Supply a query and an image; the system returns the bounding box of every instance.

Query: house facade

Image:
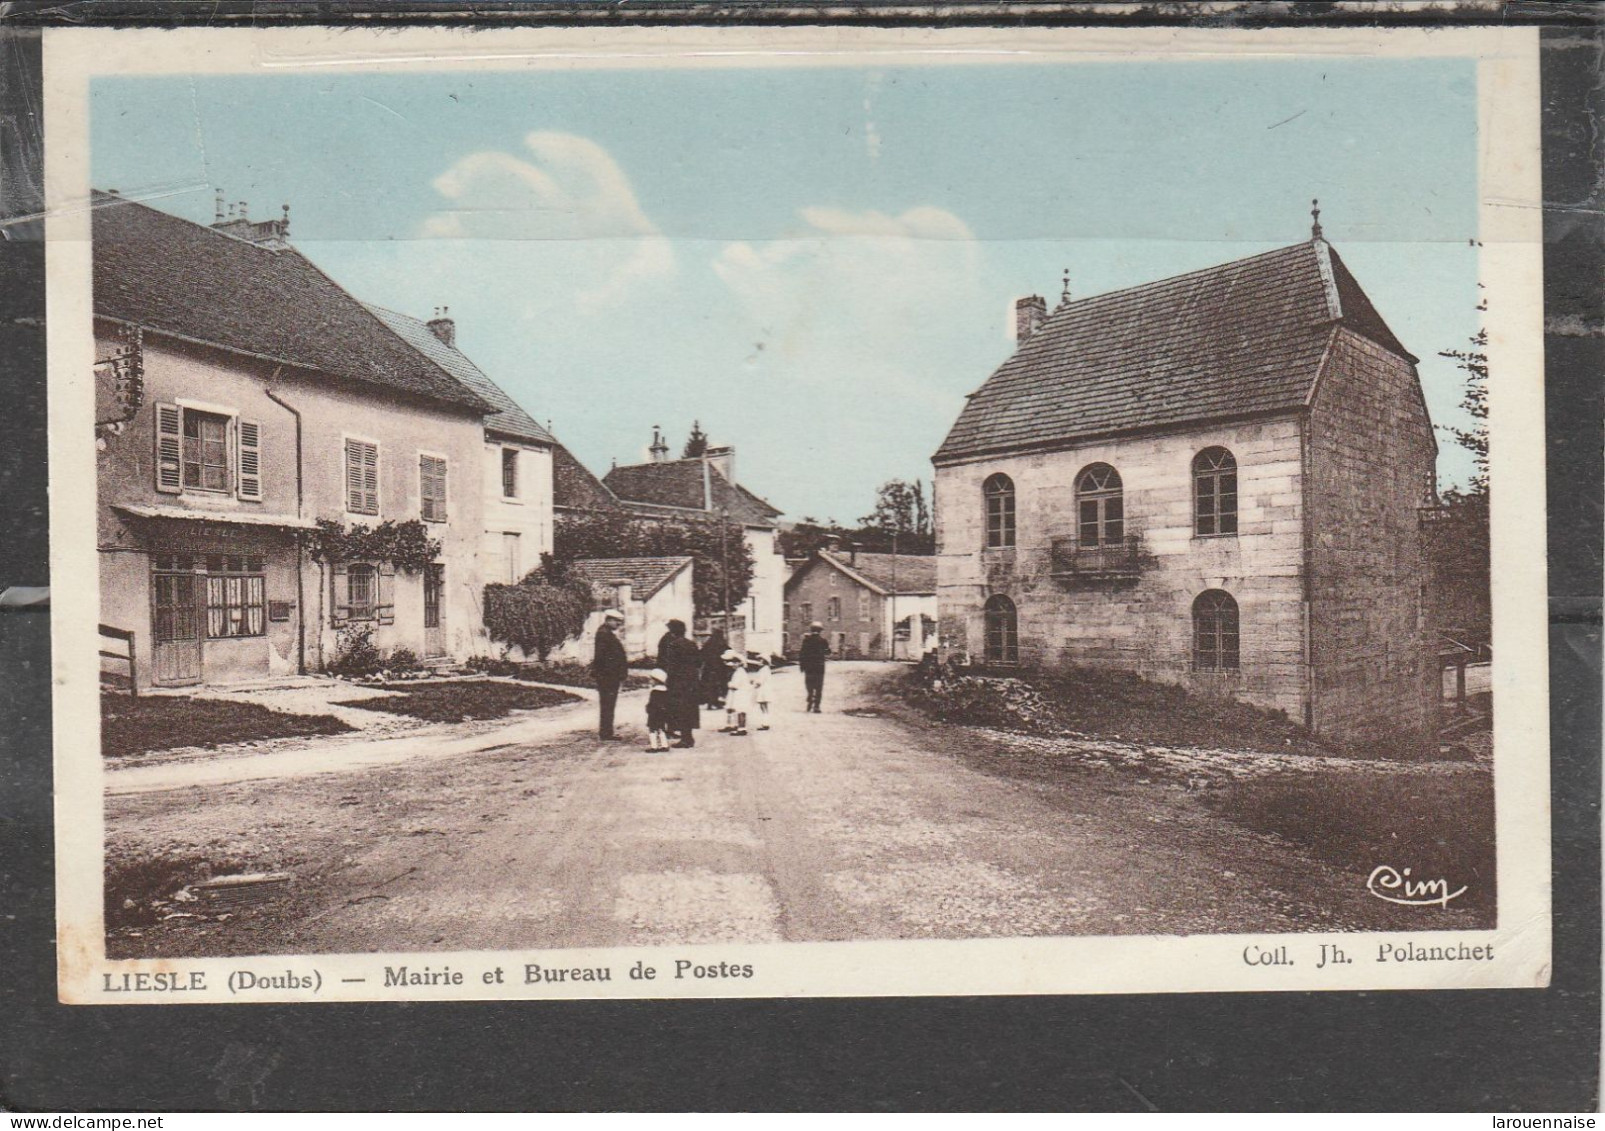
[932,231,1438,750]
[783,551,937,660]
[602,436,788,658]
[95,194,491,689]
[368,306,557,590]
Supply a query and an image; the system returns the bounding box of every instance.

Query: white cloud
[712,205,984,410]
[421,131,672,311]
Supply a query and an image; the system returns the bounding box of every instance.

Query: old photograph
[48,25,1549,1002]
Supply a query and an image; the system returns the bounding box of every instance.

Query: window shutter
[236,419,263,501]
[154,403,182,494]
[420,455,447,522]
[376,563,396,626]
[330,562,349,626]
[363,443,379,515]
[345,441,363,513]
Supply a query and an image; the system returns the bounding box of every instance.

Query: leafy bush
[328,625,385,678]
[309,518,441,573]
[386,646,422,674]
[463,653,524,678]
[482,580,592,661]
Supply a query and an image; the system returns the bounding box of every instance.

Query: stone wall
[1306,329,1438,750]
[934,417,1309,719]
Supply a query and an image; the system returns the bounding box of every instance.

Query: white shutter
[236,419,263,501]
[154,403,182,494]
[376,563,396,626]
[362,443,379,515]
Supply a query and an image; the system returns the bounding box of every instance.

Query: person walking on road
[656,618,703,748]
[591,609,629,741]
[799,621,831,713]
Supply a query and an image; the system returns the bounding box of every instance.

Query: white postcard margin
[43,24,1551,1003]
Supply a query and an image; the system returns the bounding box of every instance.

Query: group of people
[590,612,833,749]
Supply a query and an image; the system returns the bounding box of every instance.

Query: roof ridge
[1043,241,1314,319]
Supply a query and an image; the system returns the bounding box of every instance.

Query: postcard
[47,23,1549,1003]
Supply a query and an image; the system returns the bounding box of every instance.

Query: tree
[552,510,755,619]
[858,478,936,554]
[1440,324,1488,499]
[1425,303,1492,648]
[682,421,709,459]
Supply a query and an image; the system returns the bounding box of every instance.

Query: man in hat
[591,608,628,740]
[799,621,831,713]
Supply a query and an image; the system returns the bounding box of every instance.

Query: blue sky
[93,59,1481,519]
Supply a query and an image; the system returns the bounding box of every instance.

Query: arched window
[984,473,1016,549]
[1193,590,1240,671]
[984,594,1019,665]
[1193,447,1238,536]
[1076,463,1124,547]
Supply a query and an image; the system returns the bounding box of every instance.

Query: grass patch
[103,694,355,757]
[900,666,1327,755]
[1204,772,1496,921]
[335,680,580,722]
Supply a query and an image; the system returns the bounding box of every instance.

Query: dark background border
[0,6,1598,1112]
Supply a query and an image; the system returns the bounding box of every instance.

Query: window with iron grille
[984,473,1015,548]
[984,594,1018,664]
[420,454,448,522]
[1193,447,1238,536]
[1076,463,1124,547]
[1193,589,1240,671]
[347,563,378,621]
[204,554,266,638]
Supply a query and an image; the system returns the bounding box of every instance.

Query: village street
[105,663,1473,959]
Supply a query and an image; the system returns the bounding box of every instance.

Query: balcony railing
[1049,535,1146,580]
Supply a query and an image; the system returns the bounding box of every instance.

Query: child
[747,653,772,731]
[645,669,671,752]
[721,650,752,736]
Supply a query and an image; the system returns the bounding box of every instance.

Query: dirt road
[107,663,1468,958]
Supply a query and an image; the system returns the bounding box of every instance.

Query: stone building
[94,193,492,688]
[549,555,696,663]
[783,550,937,660]
[932,222,1437,750]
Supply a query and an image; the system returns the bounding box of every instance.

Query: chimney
[426,305,456,348]
[649,425,670,463]
[1015,295,1047,345]
[850,542,858,566]
[210,194,293,248]
[703,444,735,486]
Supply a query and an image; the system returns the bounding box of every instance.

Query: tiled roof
[566,555,693,600]
[367,305,554,445]
[553,443,621,512]
[794,551,936,595]
[92,192,489,414]
[934,240,1413,464]
[603,458,782,527]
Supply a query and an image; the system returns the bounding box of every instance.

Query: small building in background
[549,556,695,663]
[783,550,937,661]
[603,432,788,658]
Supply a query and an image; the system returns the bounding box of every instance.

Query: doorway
[151,560,202,686]
[423,563,446,660]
